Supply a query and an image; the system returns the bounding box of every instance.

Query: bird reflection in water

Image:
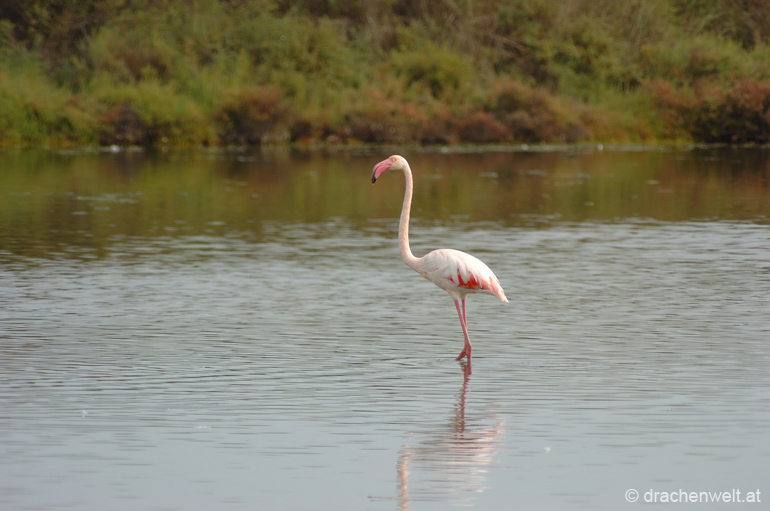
[396,363,505,509]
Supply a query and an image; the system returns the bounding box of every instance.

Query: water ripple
[1,221,769,510]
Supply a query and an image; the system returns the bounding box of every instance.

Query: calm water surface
[1,147,769,510]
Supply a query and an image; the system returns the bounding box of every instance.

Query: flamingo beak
[371,160,392,184]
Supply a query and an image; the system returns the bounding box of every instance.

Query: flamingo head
[371,155,407,184]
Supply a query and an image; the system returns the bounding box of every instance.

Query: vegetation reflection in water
[0,146,768,262]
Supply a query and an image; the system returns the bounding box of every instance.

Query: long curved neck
[398,162,421,270]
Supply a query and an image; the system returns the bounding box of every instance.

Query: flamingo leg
[454,299,472,363]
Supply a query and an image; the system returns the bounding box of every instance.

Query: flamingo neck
[399,163,421,270]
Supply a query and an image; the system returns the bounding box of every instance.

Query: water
[1,147,769,510]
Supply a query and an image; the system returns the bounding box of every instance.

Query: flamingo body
[371,155,507,368]
[419,249,507,303]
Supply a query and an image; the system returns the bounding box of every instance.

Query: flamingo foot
[455,344,472,361]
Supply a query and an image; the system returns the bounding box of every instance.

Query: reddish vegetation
[652,79,770,143]
[98,101,149,146]
[215,87,290,145]
[314,81,595,145]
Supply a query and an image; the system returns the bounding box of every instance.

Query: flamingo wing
[420,249,508,303]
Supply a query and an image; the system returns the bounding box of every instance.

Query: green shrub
[671,0,770,49]
[88,25,180,83]
[94,78,210,145]
[389,42,476,102]
[638,35,768,88]
[0,55,96,145]
[237,12,363,93]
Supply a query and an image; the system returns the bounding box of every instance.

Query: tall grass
[1,0,769,146]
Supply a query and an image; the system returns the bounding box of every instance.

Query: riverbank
[1,0,769,147]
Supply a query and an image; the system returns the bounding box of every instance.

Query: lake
[1,146,768,510]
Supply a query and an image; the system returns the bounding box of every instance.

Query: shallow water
[1,147,769,510]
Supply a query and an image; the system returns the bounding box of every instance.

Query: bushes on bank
[2,0,770,146]
[653,80,770,143]
[215,87,290,144]
[0,54,97,145]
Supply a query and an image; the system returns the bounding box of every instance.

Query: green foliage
[0,54,97,144]
[639,35,770,87]
[671,0,770,49]
[92,77,211,145]
[1,0,770,146]
[389,41,475,101]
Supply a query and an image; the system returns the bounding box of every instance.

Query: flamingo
[371,155,508,367]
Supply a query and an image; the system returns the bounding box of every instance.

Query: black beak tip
[371,175,377,184]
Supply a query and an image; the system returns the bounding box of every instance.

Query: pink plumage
[421,248,508,303]
[371,155,508,369]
